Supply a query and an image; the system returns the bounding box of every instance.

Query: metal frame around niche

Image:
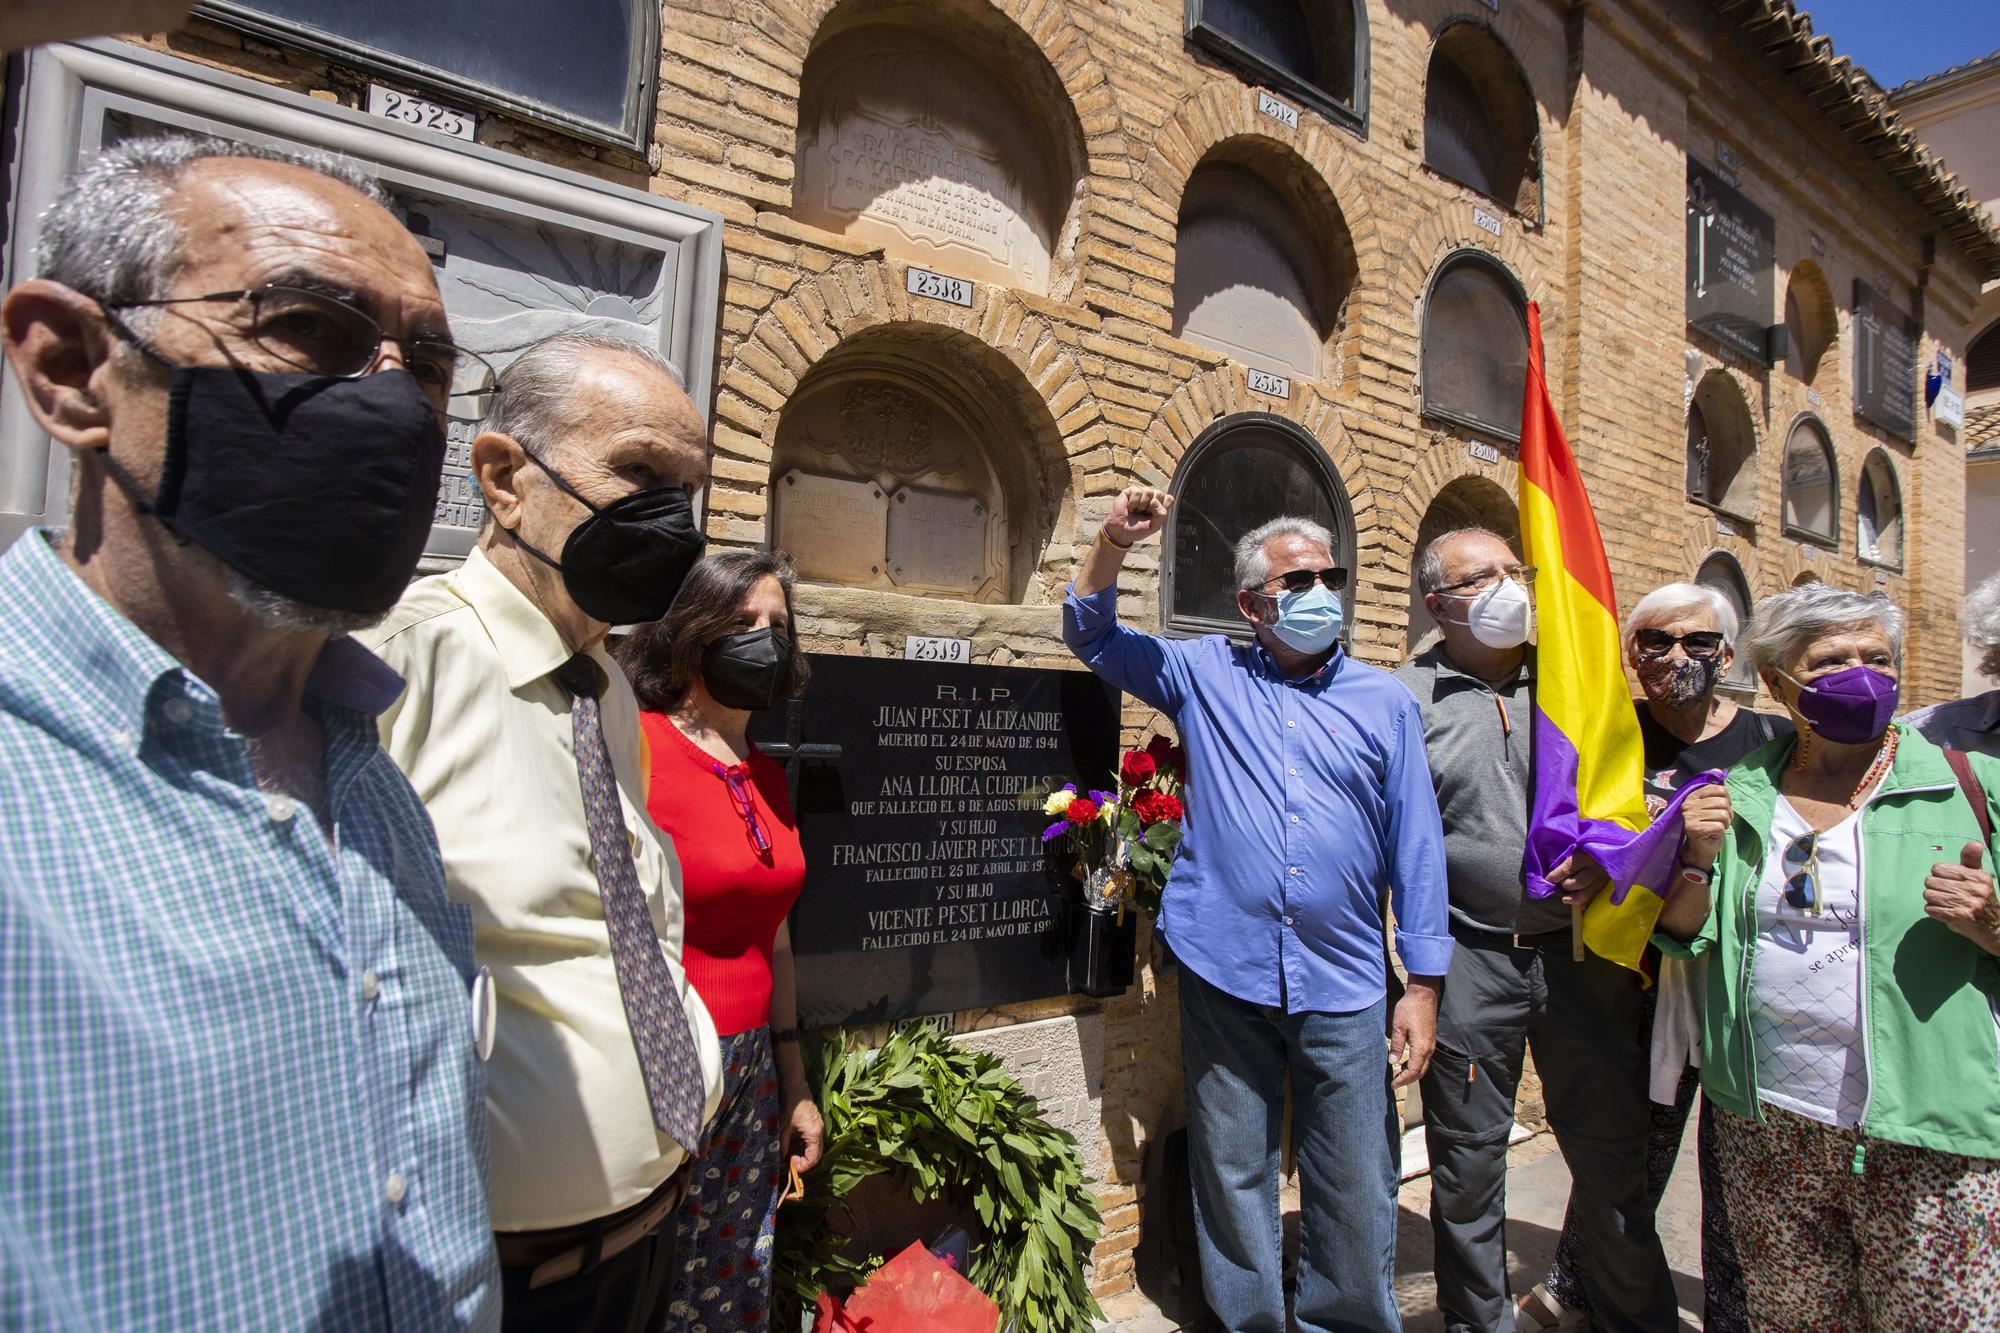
[1184,0,1370,137]
[1419,246,1531,445]
[1160,411,1357,643]
[0,40,723,558]
[192,0,660,154]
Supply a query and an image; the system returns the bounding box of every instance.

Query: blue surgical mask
[1268,583,1343,654]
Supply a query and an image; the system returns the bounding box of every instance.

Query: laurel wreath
[772,1023,1104,1332]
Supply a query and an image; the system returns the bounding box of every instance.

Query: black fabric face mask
[99,365,444,616]
[702,627,791,711]
[512,449,707,625]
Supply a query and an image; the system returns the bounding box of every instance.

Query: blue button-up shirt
[1064,582,1452,1012]
[0,531,498,1330]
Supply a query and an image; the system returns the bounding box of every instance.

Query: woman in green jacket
[1656,583,2000,1330]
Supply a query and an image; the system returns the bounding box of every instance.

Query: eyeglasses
[1781,830,1821,915]
[1258,566,1349,596]
[103,283,496,414]
[712,762,772,856]
[1433,565,1537,599]
[1634,628,1727,660]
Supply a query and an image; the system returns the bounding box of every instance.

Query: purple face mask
[1779,664,1900,744]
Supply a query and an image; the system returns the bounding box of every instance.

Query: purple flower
[1041,821,1069,842]
[1088,789,1116,806]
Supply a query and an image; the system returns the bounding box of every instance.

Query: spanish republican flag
[1518,303,1707,976]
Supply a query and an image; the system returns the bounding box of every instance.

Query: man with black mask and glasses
[361,329,723,1333]
[0,136,498,1327]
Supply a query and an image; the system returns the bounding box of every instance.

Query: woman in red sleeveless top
[612,551,818,1329]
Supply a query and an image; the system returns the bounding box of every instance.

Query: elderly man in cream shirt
[362,330,723,1333]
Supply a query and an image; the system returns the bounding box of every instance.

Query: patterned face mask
[1637,653,1721,709]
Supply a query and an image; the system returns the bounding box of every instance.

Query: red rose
[1133,789,1185,824]
[1145,733,1175,765]
[1065,797,1100,825]
[1121,751,1157,785]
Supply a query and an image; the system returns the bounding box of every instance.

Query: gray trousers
[1419,928,1677,1333]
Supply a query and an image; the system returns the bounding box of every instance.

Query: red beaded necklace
[1790,722,1898,809]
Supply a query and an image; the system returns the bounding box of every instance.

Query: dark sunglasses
[1781,831,1820,914]
[1259,566,1349,596]
[1635,628,1726,659]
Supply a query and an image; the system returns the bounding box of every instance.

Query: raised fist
[1105,486,1173,548]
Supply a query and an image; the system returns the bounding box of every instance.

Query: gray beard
[227,571,383,637]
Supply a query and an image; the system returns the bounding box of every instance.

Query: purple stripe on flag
[1525,710,1724,903]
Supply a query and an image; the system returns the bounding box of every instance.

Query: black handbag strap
[1943,747,1993,853]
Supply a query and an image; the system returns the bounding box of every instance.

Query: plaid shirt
[0,531,499,1330]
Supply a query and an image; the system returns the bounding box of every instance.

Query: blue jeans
[1179,963,1400,1333]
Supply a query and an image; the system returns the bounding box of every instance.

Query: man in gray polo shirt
[1394,528,1674,1333]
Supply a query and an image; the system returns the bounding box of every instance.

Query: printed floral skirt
[1712,1099,2000,1330]
[666,1026,784,1332]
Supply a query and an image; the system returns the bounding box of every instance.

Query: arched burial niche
[1970,319,2000,399]
[767,328,1062,604]
[1185,0,1367,132]
[1685,371,1757,518]
[1855,449,1903,568]
[1783,261,1836,385]
[1422,250,1529,441]
[1171,145,1358,383]
[1406,475,1519,658]
[1162,414,1354,639]
[1781,414,1838,547]
[1423,21,1541,220]
[791,1,1086,295]
[1695,552,1757,696]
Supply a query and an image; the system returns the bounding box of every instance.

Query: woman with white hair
[1521,582,1786,1332]
[1656,583,2000,1328]
[1904,569,2000,757]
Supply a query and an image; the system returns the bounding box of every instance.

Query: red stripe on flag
[1518,303,1616,614]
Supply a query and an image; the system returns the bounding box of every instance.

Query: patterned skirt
[666,1026,784,1331]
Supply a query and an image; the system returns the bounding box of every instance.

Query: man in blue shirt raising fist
[1065,484,1451,1333]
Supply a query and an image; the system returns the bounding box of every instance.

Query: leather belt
[496,1167,690,1290]
[1454,922,1574,953]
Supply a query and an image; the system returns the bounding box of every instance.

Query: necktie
[555,653,704,1153]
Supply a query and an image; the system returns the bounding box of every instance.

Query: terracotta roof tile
[1728,3,2000,279]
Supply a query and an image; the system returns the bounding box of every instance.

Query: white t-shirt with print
[1749,796,1868,1128]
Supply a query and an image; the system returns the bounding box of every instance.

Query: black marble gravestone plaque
[1685,160,1776,363]
[749,654,1121,1029]
[1853,280,1920,442]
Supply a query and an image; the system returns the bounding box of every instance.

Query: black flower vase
[1068,889,1136,998]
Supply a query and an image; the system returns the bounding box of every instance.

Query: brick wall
[123,0,1983,1307]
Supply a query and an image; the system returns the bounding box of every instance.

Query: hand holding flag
[1515,302,1724,976]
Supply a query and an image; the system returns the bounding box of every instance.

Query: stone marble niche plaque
[1852,281,1919,442]
[792,34,1065,293]
[392,190,674,555]
[746,654,1121,1028]
[1685,160,1776,365]
[773,470,889,586]
[885,487,991,596]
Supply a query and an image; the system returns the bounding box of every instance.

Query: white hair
[1416,527,1509,595]
[36,134,388,308]
[1740,584,1904,675]
[1625,582,1739,656]
[1965,572,2000,677]
[1232,516,1335,591]
[482,329,685,459]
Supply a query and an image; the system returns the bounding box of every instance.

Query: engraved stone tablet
[774,471,889,586]
[391,189,675,557]
[792,32,1068,293]
[886,487,990,595]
